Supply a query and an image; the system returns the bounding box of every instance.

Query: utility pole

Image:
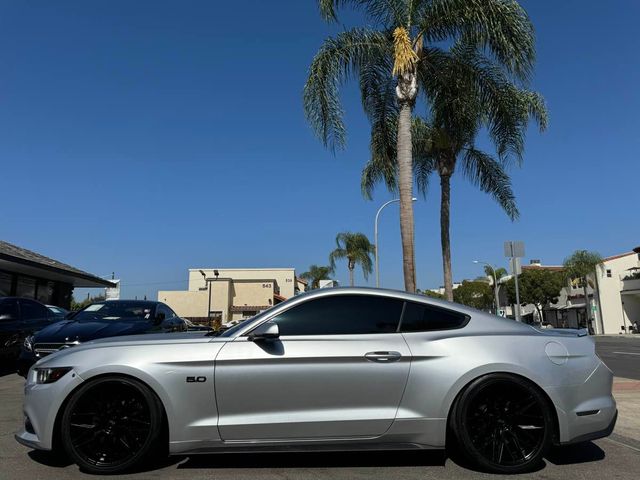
[505,241,525,322]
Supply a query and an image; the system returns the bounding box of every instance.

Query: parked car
[15,288,616,475]
[45,305,69,321]
[17,300,187,376]
[0,297,55,363]
[184,318,213,332]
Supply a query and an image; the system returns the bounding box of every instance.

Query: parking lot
[1,336,638,480]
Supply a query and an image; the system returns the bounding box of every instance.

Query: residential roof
[522,264,564,271]
[296,277,308,285]
[0,240,115,288]
[603,251,636,262]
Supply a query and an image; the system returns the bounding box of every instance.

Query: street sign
[504,241,525,258]
[511,257,522,275]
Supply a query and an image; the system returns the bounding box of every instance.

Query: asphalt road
[595,336,640,380]
[1,370,639,480]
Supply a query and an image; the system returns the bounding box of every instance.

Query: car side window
[400,301,468,332]
[269,294,404,336]
[156,304,175,319]
[0,300,19,320]
[20,299,49,321]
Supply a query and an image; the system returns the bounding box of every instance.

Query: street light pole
[375,197,417,288]
[473,260,500,314]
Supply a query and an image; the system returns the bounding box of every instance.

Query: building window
[16,276,36,299]
[242,310,257,319]
[606,269,612,278]
[0,272,12,297]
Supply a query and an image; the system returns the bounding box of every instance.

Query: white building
[498,247,640,334]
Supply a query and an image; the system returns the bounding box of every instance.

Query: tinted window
[157,304,176,319]
[20,299,49,320]
[73,302,153,321]
[400,302,468,332]
[0,299,19,320]
[269,295,403,336]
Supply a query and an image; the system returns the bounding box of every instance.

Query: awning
[556,303,586,310]
[0,240,115,288]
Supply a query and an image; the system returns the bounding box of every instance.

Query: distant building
[0,240,115,309]
[498,249,640,334]
[428,282,462,296]
[158,268,303,325]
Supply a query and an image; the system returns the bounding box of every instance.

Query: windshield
[72,302,153,321]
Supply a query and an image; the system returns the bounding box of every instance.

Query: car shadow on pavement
[545,442,605,465]
[0,361,17,378]
[28,450,74,468]
[177,450,447,469]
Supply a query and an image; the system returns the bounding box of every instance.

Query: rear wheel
[452,374,554,474]
[60,376,164,474]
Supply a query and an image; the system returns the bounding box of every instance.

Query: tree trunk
[396,100,416,293]
[440,173,453,301]
[349,266,354,287]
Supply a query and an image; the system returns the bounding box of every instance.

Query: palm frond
[461,147,519,220]
[317,0,409,27]
[303,28,391,151]
[418,0,536,82]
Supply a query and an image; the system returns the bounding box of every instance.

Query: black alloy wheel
[60,376,164,474]
[452,374,554,474]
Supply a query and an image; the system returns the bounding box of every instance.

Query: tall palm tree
[304,0,536,293]
[563,250,603,333]
[329,232,374,287]
[300,264,334,290]
[362,42,546,301]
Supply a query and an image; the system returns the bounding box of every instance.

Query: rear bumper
[547,360,617,444]
[561,409,617,445]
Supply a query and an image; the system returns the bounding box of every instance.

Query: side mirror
[248,321,280,341]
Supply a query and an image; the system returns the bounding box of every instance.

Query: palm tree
[300,265,334,290]
[329,232,374,287]
[304,0,537,293]
[484,266,508,282]
[563,250,603,333]
[361,42,546,301]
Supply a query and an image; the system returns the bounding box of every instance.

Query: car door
[215,293,411,441]
[0,299,22,355]
[18,299,51,335]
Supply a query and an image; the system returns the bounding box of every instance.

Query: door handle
[364,351,402,362]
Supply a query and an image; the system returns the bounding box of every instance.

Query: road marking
[612,351,640,356]
[605,435,640,453]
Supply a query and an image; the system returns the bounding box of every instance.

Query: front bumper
[14,368,84,451]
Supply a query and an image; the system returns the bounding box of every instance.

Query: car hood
[32,319,154,343]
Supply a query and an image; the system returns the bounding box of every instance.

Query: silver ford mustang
[15,288,616,475]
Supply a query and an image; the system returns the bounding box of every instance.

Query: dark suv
[0,297,55,364]
[17,300,187,376]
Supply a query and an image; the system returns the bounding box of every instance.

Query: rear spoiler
[531,326,589,337]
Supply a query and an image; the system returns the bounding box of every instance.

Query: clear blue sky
[1,0,638,300]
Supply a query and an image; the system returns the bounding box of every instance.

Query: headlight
[35,367,72,384]
[23,336,34,352]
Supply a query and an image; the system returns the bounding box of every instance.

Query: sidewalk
[612,377,640,443]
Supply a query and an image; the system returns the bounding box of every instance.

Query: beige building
[158,268,305,326]
[498,247,640,334]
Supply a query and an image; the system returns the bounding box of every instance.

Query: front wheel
[451,374,554,474]
[60,376,164,474]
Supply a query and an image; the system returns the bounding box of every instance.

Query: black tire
[451,373,554,474]
[60,376,165,474]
